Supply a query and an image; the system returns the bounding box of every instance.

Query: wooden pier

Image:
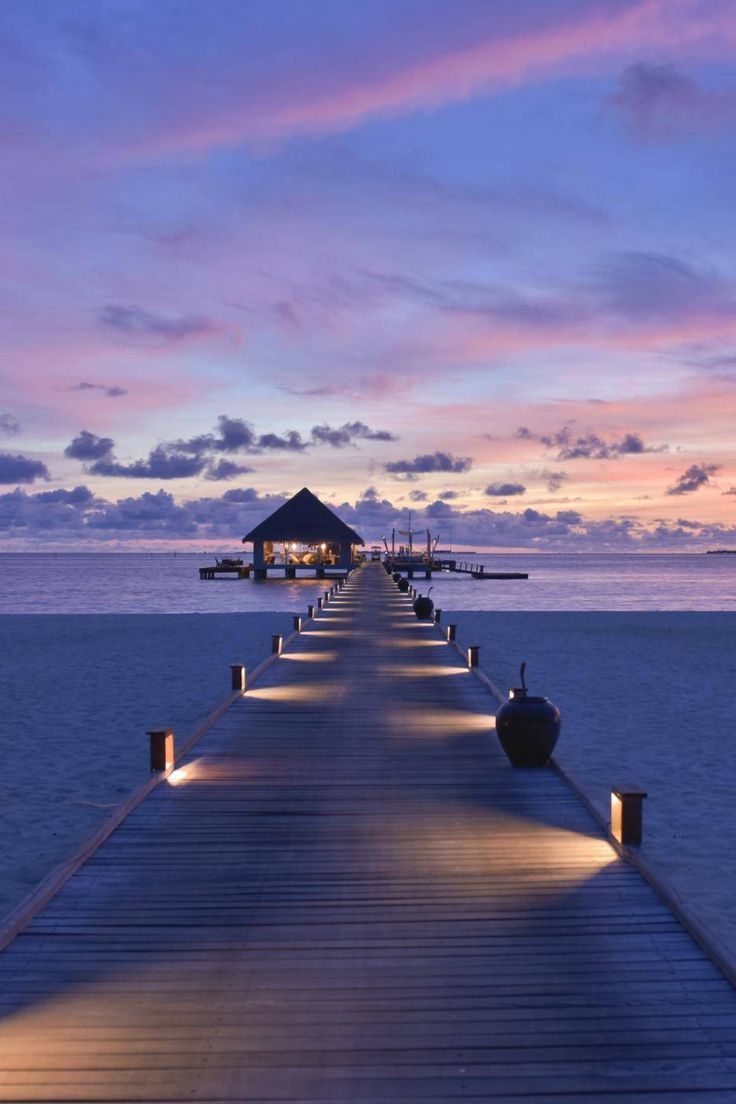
[388,557,528,580]
[199,562,251,579]
[439,558,528,579]
[2,563,736,1100]
[199,563,350,580]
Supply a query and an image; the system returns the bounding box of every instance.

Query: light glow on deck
[281,651,338,663]
[247,684,330,702]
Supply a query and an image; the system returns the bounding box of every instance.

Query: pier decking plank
[1,563,736,1101]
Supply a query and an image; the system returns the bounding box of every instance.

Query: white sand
[0,613,292,921]
[449,611,736,965]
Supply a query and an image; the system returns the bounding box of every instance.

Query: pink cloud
[115,0,736,160]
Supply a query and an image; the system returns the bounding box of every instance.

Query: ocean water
[0,552,733,612]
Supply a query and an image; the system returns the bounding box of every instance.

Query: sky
[2,0,736,550]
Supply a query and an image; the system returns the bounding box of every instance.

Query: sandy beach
[3,607,736,971]
[0,612,293,921]
[449,611,736,967]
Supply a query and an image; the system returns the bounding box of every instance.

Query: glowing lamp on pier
[148,728,174,772]
[611,785,647,845]
[230,664,246,692]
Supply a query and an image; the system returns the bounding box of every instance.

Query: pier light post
[293,615,302,633]
[467,644,480,668]
[611,785,647,845]
[230,664,247,692]
[272,634,283,655]
[148,728,174,772]
[308,603,316,618]
[317,597,324,610]
[434,609,442,623]
[447,624,457,642]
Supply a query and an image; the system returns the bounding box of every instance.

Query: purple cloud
[385,451,472,478]
[538,469,568,492]
[205,459,255,481]
[90,446,207,480]
[0,414,20,435]
[310,421,397,447]
[214,417,258,453]
[524,425,668,461]
[70,381,128,398]
[35,486,95,505]
[4,481,736,550]
[64,430,115,462]
[64,414,397,482]
[485,482,526,497]
[610,63,736,141]
[667,463,721,495]
[0,453,50,484]
[99,305,220,344]
[256,431,308,452]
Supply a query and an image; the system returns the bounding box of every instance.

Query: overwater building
[242,486,364,578]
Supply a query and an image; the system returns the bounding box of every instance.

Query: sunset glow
[2,0,735,549]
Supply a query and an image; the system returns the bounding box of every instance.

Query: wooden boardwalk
[2,564,736,1101]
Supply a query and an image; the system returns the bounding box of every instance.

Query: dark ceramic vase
[392,571,401,583]
[496,693,560,767]
[495,663,560,767]
[397,577,409,592]
[413,594,434,619]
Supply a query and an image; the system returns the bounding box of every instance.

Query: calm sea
[0,553,733,613]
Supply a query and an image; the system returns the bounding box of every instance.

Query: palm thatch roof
[242,487,364,545]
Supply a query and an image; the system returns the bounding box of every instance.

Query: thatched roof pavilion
[243,487,364,575]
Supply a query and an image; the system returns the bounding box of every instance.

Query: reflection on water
[0,552,733,612]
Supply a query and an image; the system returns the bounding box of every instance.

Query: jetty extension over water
[2,563,736,1100]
